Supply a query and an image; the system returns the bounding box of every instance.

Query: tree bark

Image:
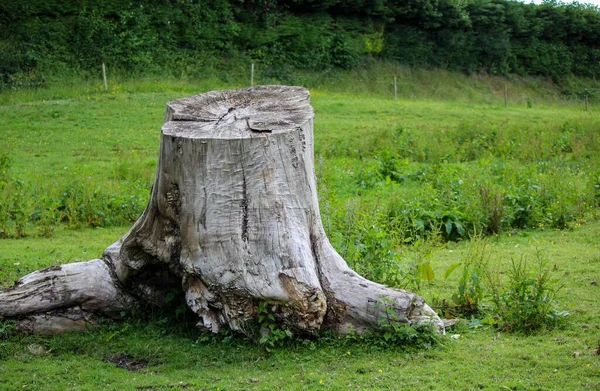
[0,86,442,335]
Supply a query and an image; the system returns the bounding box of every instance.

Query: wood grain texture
[0,86,442,334]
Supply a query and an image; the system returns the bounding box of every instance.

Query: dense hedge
[1,0,599,87]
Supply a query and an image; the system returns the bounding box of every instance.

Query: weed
[376,150,403,183]
[257,302,292,349]
[443,234,491,317]
[486,250,567,333]
[479,184,505,234]
[593,172,600,207]
[0,152,11,182]
[396,235,440,292]
[368,296,440,349]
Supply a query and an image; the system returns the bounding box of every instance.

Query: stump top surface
[163,85,313,139]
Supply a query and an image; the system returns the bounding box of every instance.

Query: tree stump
[0,86,442,335]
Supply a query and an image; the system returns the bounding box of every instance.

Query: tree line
[1,0,599,87]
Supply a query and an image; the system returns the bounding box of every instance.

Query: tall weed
[434,234,490,318]
[486,250,567,333]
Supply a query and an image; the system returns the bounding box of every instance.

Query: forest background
[1,0,600,92]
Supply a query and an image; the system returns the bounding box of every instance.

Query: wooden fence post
[102,62,108,92]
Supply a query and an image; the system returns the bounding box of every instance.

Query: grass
[1,68,600,389]
[2,82,598,237]
[1,224,599,390]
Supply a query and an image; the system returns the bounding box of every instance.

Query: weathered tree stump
[0,86,442,335]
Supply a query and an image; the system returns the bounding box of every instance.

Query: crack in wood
[240,155,249,243]
[215,107,235,127]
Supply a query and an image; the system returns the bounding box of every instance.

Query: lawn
[1,75,599,390]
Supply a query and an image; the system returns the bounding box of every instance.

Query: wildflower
[378,369,383,373]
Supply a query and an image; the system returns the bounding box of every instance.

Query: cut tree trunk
[0,86,443,335]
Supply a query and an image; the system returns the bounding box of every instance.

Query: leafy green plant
[363,28,385,56]
[486,250,567,333]
[366,296,440,349]
[257,303,292,349]
[376,150,403,183]
[331,201,407,288]
[446,235,490,317]
[397,236,439,292]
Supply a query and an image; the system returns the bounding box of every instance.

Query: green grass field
[1,71,599,390]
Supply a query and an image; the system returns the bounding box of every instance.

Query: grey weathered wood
[0,86,442,335]
[0,259,136,333]
[585,95,589,111]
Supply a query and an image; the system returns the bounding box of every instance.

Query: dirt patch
[104,353,149,371]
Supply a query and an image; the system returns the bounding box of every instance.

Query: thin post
[585,95,589,111]
[251,63,254,87]
[102,62,108,92]
[394,76,397,101]
[504,84,508,107]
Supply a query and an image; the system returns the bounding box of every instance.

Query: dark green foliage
[2,0,600,88]
[256,303,293,349]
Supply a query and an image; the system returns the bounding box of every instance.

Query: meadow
[0,67,599,390]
